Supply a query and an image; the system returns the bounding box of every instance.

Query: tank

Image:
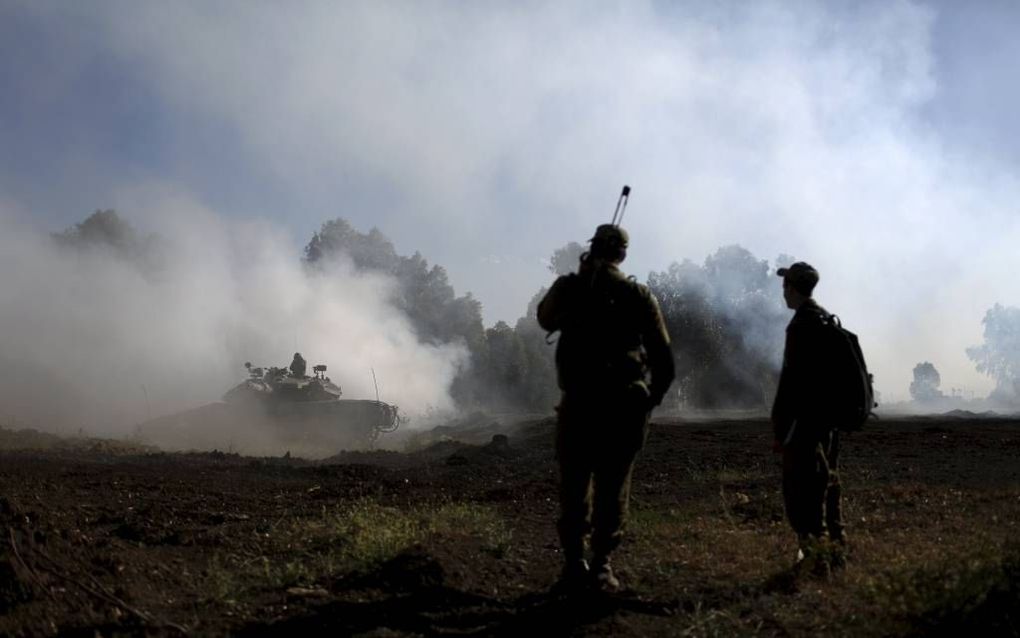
[222,361,401,449]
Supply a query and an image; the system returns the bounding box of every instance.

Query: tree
[304,218,485,347]
[548,242,585,276]
[53,209,163,272]
[648,260,722,408]
[647,245,788,409]
[967,304,1020,402]
[704,244,770,304]
[909,362,943,402]
[55,209,136,250]
[304,218,490,407]
[511,287,559,412]
[304,219,398,272]
[478,321,528,407]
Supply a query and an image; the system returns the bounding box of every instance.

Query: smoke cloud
[4,1,1020,403]
[0,190,465,440]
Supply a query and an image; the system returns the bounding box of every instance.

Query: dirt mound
[941,409,1008,420]
[322,431,530,471]
[0,426,155,455]
[0,427,65,450]
[404,413,548,448]
[137,402,389,458]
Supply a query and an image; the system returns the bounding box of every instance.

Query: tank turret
[221,360,400,448]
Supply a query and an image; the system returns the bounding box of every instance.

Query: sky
[2,0,1020,414]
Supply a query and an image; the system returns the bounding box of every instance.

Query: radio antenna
[611,185,631,226]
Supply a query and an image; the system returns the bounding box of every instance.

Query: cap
[589,224,629,249]
[776,261,819,292]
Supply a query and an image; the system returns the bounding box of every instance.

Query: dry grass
[620,478,1020,636]
[3,417,1018,636]
[202,499,512,600]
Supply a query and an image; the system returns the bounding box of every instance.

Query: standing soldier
[538,224,675,592]
[771,262,846,574]
[289,352,307,378]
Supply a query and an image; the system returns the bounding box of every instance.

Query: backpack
[822,314,877,431]
[550,272,647,394]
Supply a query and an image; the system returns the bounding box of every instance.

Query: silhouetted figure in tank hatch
[538,223,675,593]
[289,352,307,378]
[771,262,847,576]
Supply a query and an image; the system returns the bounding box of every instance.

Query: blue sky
[0,4,284,223]
[3,0,1020,401]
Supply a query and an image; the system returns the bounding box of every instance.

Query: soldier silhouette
[772,262,847,575]
[538,224,675,592]
[289,352,307,378]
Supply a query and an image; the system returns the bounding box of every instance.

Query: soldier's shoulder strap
[540,272,581,343]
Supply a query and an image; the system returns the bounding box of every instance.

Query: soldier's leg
[824,430,845,543]
[556,418,594,567]
[782,438,827,542]
[587,449,637,593]
[589,408,647,588]
[589,450,638,561]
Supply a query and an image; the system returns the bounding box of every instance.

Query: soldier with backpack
[538,223,675,593]
[772,261,871,574]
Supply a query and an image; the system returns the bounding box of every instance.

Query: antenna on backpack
[611,185,631,226]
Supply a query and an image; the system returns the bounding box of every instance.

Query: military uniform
[538,244,674,586]
[772,297,845,546]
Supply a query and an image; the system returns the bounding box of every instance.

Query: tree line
[302,218,792,412]
[56,210,1020,412]
[911,305,1020,407]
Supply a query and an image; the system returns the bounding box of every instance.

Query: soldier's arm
[771,334,795,442]
[771,321,809,442]
[641,291,676,407]
[537,275,575,333]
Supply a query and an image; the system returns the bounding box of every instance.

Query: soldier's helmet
[589,224,629,251]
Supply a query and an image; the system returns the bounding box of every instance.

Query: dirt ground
[1,415,1018,637]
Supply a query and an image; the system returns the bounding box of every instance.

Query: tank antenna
[371,367,380,403]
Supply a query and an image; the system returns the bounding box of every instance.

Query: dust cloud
[5,2,1020,406]
[0,194,465,445]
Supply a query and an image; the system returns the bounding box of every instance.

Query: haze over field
[2,1,1020,430]
[0,202,466,433]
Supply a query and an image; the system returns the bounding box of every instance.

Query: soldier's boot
[828,534,849,571]
[794,536,830,579]
[555,538,590,593]
[558,558,590,590]
[590,555,621,593]
[812,545,832,579]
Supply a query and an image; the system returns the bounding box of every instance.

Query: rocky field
[1,415,1018,636]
